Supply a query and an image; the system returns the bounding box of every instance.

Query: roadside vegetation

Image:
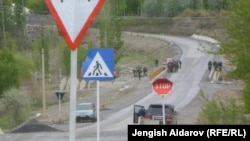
[0,88,34,130]
[0,0,250,130]
[197,92,246,124]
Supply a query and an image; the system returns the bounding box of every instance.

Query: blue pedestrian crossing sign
[82,48,114,80]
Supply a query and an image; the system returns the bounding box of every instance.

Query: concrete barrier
[191,34,219,45]
[149,66,165,81]
[0,128,4,134]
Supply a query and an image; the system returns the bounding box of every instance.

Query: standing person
[114,71,117,79]
[213,61,217,69]
[137,106,146,124]
[217,61,223,71]
[143,67,148,76]
[137,67,142,80]
[112,71,117,84]
[177,59,182,69]
[138,69,142,80]
[138,106,146,117]
[155,58,159,67]
[208,61,212,71]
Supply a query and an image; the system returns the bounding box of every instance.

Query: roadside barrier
[149,66,165,81]
[191,34,219,45]
[0,128,4,134]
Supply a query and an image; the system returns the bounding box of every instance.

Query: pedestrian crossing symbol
[82,48,114,80]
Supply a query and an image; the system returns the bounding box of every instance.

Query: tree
[0,0,29,50]
[221,0,250,81]
[141,0,191,17]
[125,0,142,16]
[12,0,27,49]
[59,40,70,76]
[192,0,200,9]
[220,0,250,113]
[97,0,125,63]
[25,0,49,14]
[59,39,89,77]
[0,49,19,97]
[0,88,34,129]
[15,55,35,82]
[31,34,49,75]
[142,0,160,17]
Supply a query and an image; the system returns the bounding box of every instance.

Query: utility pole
[104,3,108,46]
[41,22,46,117]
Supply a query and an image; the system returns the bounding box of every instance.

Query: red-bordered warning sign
[45,0,105,50]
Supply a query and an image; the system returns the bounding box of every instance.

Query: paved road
[0,34,215,141]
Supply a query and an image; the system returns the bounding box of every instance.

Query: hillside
[1,10,246,133]
[21,10,229,105]
[122,10,226,40]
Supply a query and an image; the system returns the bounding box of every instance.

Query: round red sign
[152,78,173,95]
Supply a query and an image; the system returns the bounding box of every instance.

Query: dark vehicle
[144,103,178,125]
[133,103,178,124]
[76,103,97,123]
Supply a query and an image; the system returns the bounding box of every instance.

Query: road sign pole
[45,1,106,140]
[42,48,46,117]
[69,49,77,141]
[162,95,166,125]
[59,94,61,121]
[97,80,100,141]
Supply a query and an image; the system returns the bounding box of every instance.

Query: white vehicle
[76,103,97,123]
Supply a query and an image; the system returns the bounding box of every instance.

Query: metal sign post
[45,1,106,141]
[58,94,61,121]
[69,50,77,141]
[42,48,46,117]
[96,80,100,141]
[82,48,114,141]
[55,92,65,122]
[162,95,166,125]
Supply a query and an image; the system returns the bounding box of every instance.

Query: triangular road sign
[55,92,65,100]
[84,52,112,77]
[82,48,114,80]
[45,0,106,50]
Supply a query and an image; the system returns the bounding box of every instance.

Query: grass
[197,92,246,124]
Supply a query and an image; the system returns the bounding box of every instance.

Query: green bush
[197,93,245,124]
[0,88,34,130]
[0,49,19,97]
[242,82,250,113]
[0,115,16,130]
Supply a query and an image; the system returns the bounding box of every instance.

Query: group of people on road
[208,60,223,72]
[155,57,182,73]
[132,57,182,80]
[132,66,148,80]
[165,58,182,73]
